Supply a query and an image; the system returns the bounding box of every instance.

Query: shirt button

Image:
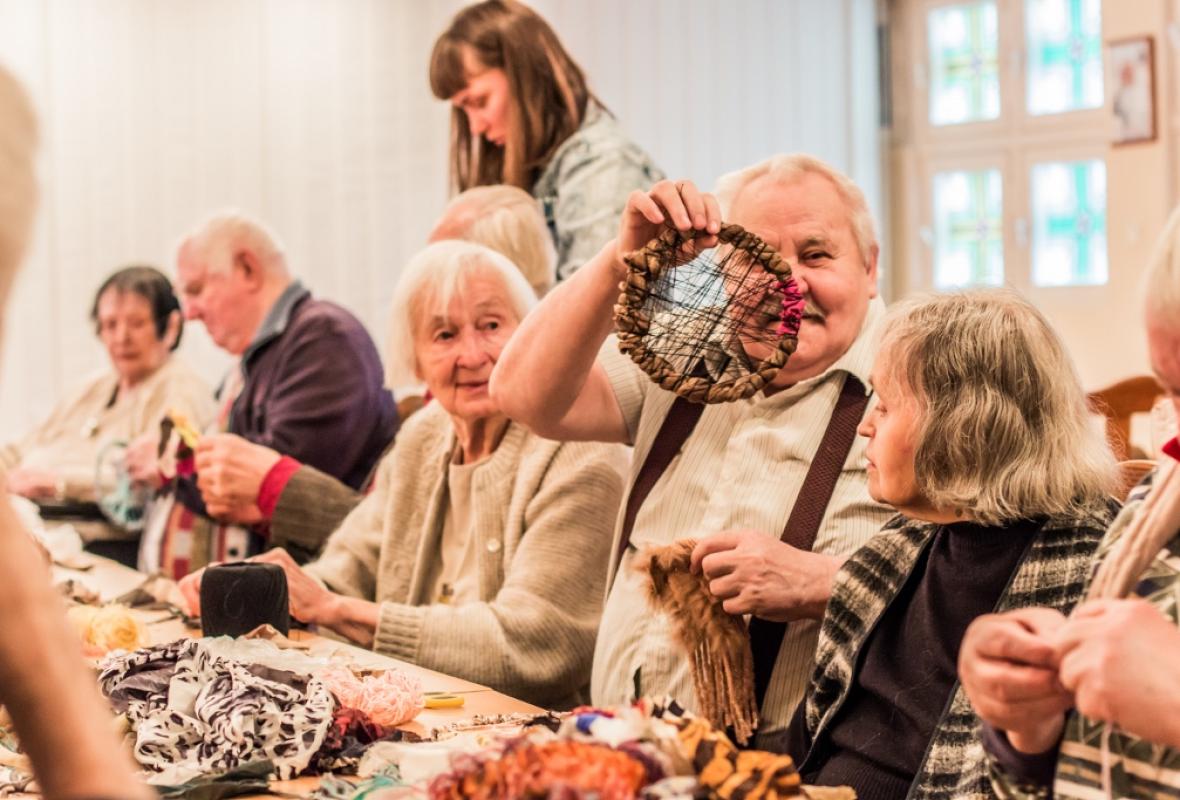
[486,539,501,553]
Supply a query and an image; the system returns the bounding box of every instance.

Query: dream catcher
[614,223,804,403]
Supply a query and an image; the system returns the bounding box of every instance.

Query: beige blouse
[0,356,216,502]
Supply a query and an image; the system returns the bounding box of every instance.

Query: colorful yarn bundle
[67,604,146,655]
[427,739,648,800]
[318,666,424,727]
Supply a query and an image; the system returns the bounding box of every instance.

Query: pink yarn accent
[776,277,805,337]
[318,665,424,727]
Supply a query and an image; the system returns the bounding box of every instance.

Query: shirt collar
[242,281,309,365]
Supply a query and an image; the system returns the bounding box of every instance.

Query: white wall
[0,0,881,440]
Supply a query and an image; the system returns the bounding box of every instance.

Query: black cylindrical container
[200,561,290,637]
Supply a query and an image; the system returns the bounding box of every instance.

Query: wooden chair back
[396,394,426,423]
[1088,376,1161,461]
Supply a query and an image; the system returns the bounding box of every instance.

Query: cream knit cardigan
[305,402,627,709]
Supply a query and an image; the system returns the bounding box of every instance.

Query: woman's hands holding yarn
[124,431,163,488]
[961,600,1180,753]
[178,549,376,644]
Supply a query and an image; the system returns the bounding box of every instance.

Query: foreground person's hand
[958,608,1071,753]
[1054,598,1180,749]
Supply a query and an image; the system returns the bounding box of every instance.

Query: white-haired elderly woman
[181,240,626,708]
[779,290,1118,800]
[959,208,1180,800]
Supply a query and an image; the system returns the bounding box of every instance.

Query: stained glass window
[1025,0,1103,115]
[932,169,1004,287]
[928,2,1000,126]
[1031,159,1107,286]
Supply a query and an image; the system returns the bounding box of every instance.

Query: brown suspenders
[750,376,869,706]
[614,375,870,710]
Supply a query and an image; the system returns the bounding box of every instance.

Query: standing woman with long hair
[430,0,664,281]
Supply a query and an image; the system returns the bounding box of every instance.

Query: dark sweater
[179,283,399,519]
[793,518,1040,800]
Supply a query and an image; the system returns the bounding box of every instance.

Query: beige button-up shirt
[590,297,894,733]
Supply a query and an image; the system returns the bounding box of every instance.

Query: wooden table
[50,553,542,793]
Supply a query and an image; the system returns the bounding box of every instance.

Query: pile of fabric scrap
[96,636,425,785]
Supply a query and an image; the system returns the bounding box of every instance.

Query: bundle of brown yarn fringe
[638,539,759,745]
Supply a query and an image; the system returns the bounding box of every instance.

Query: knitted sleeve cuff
[980,720,1061,790]
[373,601,427,663]
[257,456,302,519]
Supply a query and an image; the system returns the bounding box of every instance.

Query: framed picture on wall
[1109,36,1156,145]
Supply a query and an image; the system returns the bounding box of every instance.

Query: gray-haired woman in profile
[777,290,1119,800]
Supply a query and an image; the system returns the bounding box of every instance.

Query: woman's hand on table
[179,549,378,646]
[177,567,205,617]
[251,549,338,626]
[6,467,59,499]
[177,551,328,622]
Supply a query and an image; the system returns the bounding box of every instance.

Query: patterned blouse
[531,102,664,282]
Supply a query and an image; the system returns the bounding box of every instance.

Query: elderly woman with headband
[0,64,151,800]
[431,0,663,281]
[188,184,559,560]
[182,240,625,708]
[778,290,1117,799]
[959,206,1180,799]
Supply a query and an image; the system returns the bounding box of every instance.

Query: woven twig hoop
[614,223,801,404]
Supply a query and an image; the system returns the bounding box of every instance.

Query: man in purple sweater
[139,212,398,573]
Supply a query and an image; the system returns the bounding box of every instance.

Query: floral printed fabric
[98,638,334,781]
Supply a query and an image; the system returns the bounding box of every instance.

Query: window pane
[1025,0,1103,115]
[928,3,1000,125]
[933,169,1004,287]
[1031,159,1107,286]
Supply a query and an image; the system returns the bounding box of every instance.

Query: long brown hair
[430,0,594,192]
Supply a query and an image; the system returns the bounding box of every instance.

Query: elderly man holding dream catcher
[492,155,894,745]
